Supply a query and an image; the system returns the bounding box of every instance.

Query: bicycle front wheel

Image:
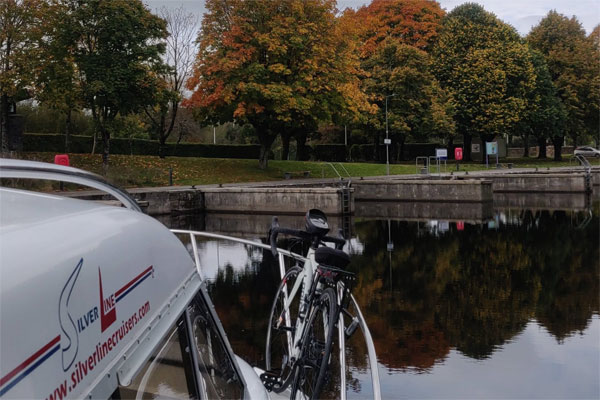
[291,287,337,400]
[265,265,303,392]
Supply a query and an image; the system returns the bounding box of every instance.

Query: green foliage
[433,3,536,160]
[0,0,42,100]
[363,41,455,146]
[0,0,44,152]
[111,114,150,140]
[527,12,599,145]
[20,104,93,135]
[53,0,169,166]
[518,49,567,157]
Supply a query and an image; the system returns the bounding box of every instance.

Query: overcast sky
[144,0,599,36]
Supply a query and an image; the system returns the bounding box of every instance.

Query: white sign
[435,148,447,159]
[384,138,391,145]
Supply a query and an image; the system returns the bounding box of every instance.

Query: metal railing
[171,229,381,400]
[322,162,352,187]
[0,158,142,211]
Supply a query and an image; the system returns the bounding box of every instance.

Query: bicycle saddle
[315,246,350,269]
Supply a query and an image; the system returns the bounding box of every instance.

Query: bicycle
[260,209,360,399]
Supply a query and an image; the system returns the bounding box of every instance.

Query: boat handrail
[170,229,382,400]
[0,158,142,212]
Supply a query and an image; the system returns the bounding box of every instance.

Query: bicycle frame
[278,247,322,366]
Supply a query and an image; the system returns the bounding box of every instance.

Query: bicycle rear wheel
[265,266,303,392]
[291,287,337,400]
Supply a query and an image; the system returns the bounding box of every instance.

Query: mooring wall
[201,187,352,215]
[464,173,588,193]
[66,186,352,216]
[353,179,493,202]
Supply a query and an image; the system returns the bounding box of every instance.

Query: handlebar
[269,225,346,256]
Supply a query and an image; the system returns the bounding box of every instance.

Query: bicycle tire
[290,287,337,400]
[265,265,303,392]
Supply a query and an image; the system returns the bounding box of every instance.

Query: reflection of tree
[207,248,281,366]
[205,210,598,374]
[349,211,599,369]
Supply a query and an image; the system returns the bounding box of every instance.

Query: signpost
[485,142,498,168]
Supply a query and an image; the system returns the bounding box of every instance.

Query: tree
[518,50,567,160]
[433,3,536,162]
[34,0,81,152]
[0,0,43,154]
[144,6,198,158]
[527,12,599,148]
[361,41,455,160]
[349,0,445,57]
[59,0,168,169]
[186,0,367,169]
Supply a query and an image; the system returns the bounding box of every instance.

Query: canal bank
[62,165,598,216]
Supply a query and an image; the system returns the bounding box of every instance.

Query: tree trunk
[523,134,529,157]
[257,129,277,169]
[259,143,269,169]
[1,94,9,155]
[397,137,405,161]
[552,136,563,161]
[281,132,291,160]
[65,108,72,153]
[463,133,472,162]
[295,132,309,161]
[102,127,110,172]
[158,113,166,158]
[537,136,547,159]
[159,136,167,159]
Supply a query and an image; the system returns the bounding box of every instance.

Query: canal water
[168,204,599,399]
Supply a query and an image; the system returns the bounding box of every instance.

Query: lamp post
[385,94,396,175]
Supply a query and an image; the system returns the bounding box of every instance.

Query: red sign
[454,147,463,161]
[456,221,465,231]
[54,154,70,166]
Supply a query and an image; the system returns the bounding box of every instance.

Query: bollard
[169,167,173,186]
[456,162,460,171]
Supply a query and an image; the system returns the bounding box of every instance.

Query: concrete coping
[465,173,587,178]
[201,186,349,193]
[357,179,492,185]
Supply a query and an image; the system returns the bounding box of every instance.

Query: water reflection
[168,205,599,398]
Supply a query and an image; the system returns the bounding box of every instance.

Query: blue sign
[486,142,498,155]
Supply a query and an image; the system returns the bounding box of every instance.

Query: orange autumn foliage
[344,0,445,58]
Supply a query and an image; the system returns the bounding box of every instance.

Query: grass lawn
[13,152,595,188]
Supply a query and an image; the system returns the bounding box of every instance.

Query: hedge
[350,143,448,161]
[312,144,346,162]
[23,133,261,159]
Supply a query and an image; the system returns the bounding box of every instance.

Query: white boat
[0,159,380,400]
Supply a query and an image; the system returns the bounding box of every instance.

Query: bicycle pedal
[260,370,282,392]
